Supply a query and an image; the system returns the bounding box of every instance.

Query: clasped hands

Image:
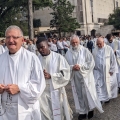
[43,69,51,79]
[0,84,20,95]
[109,72,113,76]
[72,64,80,71]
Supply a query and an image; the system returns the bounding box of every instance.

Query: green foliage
[0,0,52,37]
[50,0,80,37]
[108,8,120,30]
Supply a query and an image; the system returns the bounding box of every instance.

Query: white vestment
[0,45,5,55]
[92,45,118,102]
[84,39,88,48]
[0,47,46,120]
[57,41,64,49]
[27,44,37,54]
[65,45,103,114]
[107,40,120,87]
[38,51,72,120]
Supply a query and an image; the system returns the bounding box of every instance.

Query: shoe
[78,114,87,120]
[88,110,94,119]
[104,100,110,104]
[118,88,120,94]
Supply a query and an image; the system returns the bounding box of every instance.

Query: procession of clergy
[0,25,120,120]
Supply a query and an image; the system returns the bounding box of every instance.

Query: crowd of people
[0,25,120,120]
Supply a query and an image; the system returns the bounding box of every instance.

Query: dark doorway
[91,29,96,37]
[76,31,81,36]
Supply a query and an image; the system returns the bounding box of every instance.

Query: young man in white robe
[36,37,73,120]
[65,35,103,120]
[106,34,120,93]
[0,25,46,120]
[92,37,118,103]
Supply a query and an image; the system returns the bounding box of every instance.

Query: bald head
[97,37,104,48]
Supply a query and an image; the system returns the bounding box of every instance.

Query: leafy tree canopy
[108,8,120,30]
[0,0,52,37]
[50,0,80,37]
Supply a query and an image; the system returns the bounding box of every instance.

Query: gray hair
[5,25,23,36]
[70,34,80,42]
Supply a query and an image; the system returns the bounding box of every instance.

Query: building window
[90,0,93,22]
[77,0,83,23]
[98,18,108,23]
[116,1,118,8]
[90,0,93,7]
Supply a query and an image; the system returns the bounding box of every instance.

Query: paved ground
[66,82,120,120]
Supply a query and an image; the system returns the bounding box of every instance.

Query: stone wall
[96,25,114,37]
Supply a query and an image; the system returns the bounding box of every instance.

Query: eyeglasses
[5,36,22,40]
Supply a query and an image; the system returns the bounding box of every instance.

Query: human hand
[73,64,80,71]
[5,84,20,95]
[109,72,113,76]
[0,84,5,94]
[43,70,51,79]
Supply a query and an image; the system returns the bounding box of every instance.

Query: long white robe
[65,45,103,114]
[38,51,72,120]
[0,45,5,55]
[92,45,118,102]
[0,47,46,120]
[107,40,120,87]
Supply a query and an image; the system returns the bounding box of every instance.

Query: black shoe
[88,110,94,119]
[118,88,120,94]
[78,114,87,120]
[104,100,110,104]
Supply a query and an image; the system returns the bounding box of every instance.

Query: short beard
[72,45,79,50]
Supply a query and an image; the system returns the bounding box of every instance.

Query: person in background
[27,39,37,54]
[65,34,103,120]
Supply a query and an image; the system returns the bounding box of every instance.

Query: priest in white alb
[106,34,120,93]
[65,35,103,120]
[36,37,72,120]
[0,25,46,120]
[92,37,118,103]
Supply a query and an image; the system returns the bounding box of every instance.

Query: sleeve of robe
[18,54,46,107]
[65,52,74,71]
[1,46,5,53]
[79,48,95,78]
[116,41,120,63]
[51,55,70,89]
[109,48,118,73]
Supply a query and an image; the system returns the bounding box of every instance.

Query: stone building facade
[33,0,120,36]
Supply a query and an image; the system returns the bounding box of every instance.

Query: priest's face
[97,40,104,48]
[108,36,113,43]
[5,29,24,54]
[37,41,50,56]
[71,38,80,48]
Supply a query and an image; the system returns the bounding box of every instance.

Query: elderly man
[36,37,72,120]
[106,34,120,93]
[0,25,46,120]
[65,35,103,120]
[92,37,118,103]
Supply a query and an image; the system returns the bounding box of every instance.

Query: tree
[0,0,52,37]
[108,8,120,30]
[50,0,80,37]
